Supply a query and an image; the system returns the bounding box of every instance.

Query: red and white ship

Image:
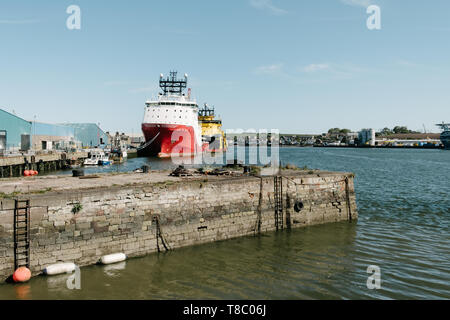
[140,72,203,158]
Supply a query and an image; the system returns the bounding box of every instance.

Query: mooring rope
[153,215,171,252]
[137,132,160,151]
[254,177,263,235]
[345,177,353,221]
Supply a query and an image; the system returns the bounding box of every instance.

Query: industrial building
[61,123,109,148]
[0,109,32,152]
[106,132,145,149]
[1,108,109,153]
[128,133,145,148]
[31,122,77,151]
[375,133,441,147]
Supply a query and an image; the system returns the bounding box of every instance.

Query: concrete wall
[0,152,88,167]
[0,172,357,281]
[32,135,73,151]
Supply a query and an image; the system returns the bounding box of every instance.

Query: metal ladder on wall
[274,176,284,230]
[14,199,30,269]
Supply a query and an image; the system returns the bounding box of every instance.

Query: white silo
[370,129,376,146]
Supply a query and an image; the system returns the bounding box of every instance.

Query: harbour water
[1,147,449,299]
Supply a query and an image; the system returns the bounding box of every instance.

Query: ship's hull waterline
[141,123,200,158]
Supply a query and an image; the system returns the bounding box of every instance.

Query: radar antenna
[159,71,187,95]
[199,103,215,117]
[436,122,450,131]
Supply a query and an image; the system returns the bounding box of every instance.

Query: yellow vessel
[198,104,227,152]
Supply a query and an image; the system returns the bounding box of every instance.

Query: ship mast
[436,122,450,131]
[159,71,187,95]
[199,103,215,117]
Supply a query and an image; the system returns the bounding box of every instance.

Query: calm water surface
[1,147,449,299]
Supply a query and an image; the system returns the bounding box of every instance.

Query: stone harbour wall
[0,171,357,281]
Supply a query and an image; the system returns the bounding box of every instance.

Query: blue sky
[1,0,449,134]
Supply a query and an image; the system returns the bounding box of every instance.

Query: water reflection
[103,262,126,277]
[14,284,31,300]
[1,148,449,299]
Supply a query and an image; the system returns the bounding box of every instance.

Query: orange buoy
[13,267,31,283]
[32,170,38,176]
[24,170,30,176]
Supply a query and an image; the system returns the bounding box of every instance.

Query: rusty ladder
[274,176,284,230]
[14,199,30,269]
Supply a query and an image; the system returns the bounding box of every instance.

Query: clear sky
[1,0,449,134]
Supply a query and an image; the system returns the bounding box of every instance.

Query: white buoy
[44,262,76,275]
[100,253,126,265]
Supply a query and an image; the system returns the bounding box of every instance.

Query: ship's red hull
[141,123,200,158]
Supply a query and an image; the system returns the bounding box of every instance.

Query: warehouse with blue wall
[0,109,32,150]
[61,123,109,147]
[32,122,75,137]
[1,108,109,151]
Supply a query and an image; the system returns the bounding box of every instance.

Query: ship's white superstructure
[140,72,202,157]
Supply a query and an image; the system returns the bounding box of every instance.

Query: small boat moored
[83,150,113,166]
[98,153,112,165]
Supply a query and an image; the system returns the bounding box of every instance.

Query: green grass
[31,187,52,194]
[0,191,21,199]
[152,180,176,187]
[249,166,261,176]
[0,187,53,199]
[71,203,83,214]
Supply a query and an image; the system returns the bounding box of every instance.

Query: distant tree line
[377,126,420,136]
[327,128,351,135]
[322,126,423,143]
[326,126,420,136]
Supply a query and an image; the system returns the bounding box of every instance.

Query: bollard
[72,169,85,177]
